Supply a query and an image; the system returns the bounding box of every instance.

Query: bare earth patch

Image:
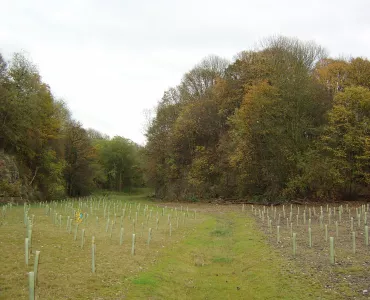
[249,201,370,299]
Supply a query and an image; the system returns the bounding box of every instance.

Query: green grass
[212,257,233,263]
[132,274,158,286]
[210,227,232,236]
[0,194,201,299]
[0,194,340,299]
[335,265,364,274]
[125,212,337,299]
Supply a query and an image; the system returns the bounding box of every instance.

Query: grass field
[0,193,368,299]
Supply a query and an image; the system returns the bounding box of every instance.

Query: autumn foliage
[145,36,370,202]
[0,53,144,200]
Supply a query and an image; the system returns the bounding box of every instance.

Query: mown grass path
[125,210,336,299]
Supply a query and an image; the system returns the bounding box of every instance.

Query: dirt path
[124,211,336,299]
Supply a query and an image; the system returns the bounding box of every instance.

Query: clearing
[0,194,361,299]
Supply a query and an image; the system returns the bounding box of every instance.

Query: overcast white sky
[1,0,369,145]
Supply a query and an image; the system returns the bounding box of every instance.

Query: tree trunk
[0,136,4,154]
[119,172,122,192]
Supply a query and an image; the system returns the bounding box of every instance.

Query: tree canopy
[0,52,144,200]
[145,36,370,202]
[2,35,370,202]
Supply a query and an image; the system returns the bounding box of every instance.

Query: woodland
[2,36,370,202]
[145,36,370,202]
[0,53,144,200]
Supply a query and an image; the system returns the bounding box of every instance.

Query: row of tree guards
[246,202,370,264]
[23,204,40,300]
[4,197,369,299]
[20,197,197,299]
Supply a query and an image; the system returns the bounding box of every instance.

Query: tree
[287,86,370,200]
[95,137,143,192]
[321,86,370,198]
[314,58,349,93]
[145,36,333,201]
[179,55,229,101]
[228,37,330,199]
[0,53,67,199]
[0,53,9,152]
[1,50,144,200]
[64,121,97,197]
[347,57,370,89]
[86,128,109,140]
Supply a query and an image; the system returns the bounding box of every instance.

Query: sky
[1,0,369,145]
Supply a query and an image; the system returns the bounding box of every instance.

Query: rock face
[0,152,20,196]
[0,152,31,203]
[0,152,37,203]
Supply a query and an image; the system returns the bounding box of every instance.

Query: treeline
[0,52,144,200]
[145,36,370,202]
